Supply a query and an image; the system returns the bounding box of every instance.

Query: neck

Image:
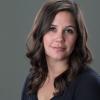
[46,57,69,81]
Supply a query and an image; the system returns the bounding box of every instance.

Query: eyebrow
[51,24,76,29]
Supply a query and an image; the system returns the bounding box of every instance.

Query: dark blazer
[21,66,100,100]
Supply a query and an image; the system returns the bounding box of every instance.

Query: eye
[48,27,56,32]
[64,28,75,35]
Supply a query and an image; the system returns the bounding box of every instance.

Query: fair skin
[37,11,77,100]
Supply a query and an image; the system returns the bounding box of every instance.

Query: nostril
[55,31,65,42]
[55,37,64,42]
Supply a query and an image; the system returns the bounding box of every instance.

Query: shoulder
[21,74,33,100]
[77,65,100,84]
[76,65,100,87]
[74,65,100,100]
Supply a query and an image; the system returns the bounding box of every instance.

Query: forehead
[51,11,75,26]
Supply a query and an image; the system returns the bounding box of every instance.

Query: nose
[55,31,64,42]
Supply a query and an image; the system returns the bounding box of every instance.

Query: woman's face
[43,11,77,61]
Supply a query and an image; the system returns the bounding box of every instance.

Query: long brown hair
[25,0,93,96]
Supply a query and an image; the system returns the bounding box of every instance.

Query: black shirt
[21,66,100,100]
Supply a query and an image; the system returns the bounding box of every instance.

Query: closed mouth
[52,46,66,51]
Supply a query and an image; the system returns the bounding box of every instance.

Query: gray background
[0,0,100,100]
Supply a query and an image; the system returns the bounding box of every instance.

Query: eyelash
[64,29,75,34]
[48,27,56,32]
[48,27,75,35]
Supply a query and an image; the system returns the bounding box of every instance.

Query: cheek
[66,36,77,49]
[43,35,51,49]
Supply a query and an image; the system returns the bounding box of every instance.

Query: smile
[51,46,66,51]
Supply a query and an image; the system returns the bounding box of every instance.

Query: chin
[50,55,67,61]
[46,52,70,61]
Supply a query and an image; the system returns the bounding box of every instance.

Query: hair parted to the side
[25,0,93,96]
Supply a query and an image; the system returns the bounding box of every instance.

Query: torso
[37,78,56,100]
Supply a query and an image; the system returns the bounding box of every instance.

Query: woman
[22,0,100,100]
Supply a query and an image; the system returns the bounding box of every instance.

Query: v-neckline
[34,90,65,100]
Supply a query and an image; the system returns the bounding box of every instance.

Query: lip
[52,46,66,51]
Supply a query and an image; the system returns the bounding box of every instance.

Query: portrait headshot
[1,0,100,100]
[21,0,100,100]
